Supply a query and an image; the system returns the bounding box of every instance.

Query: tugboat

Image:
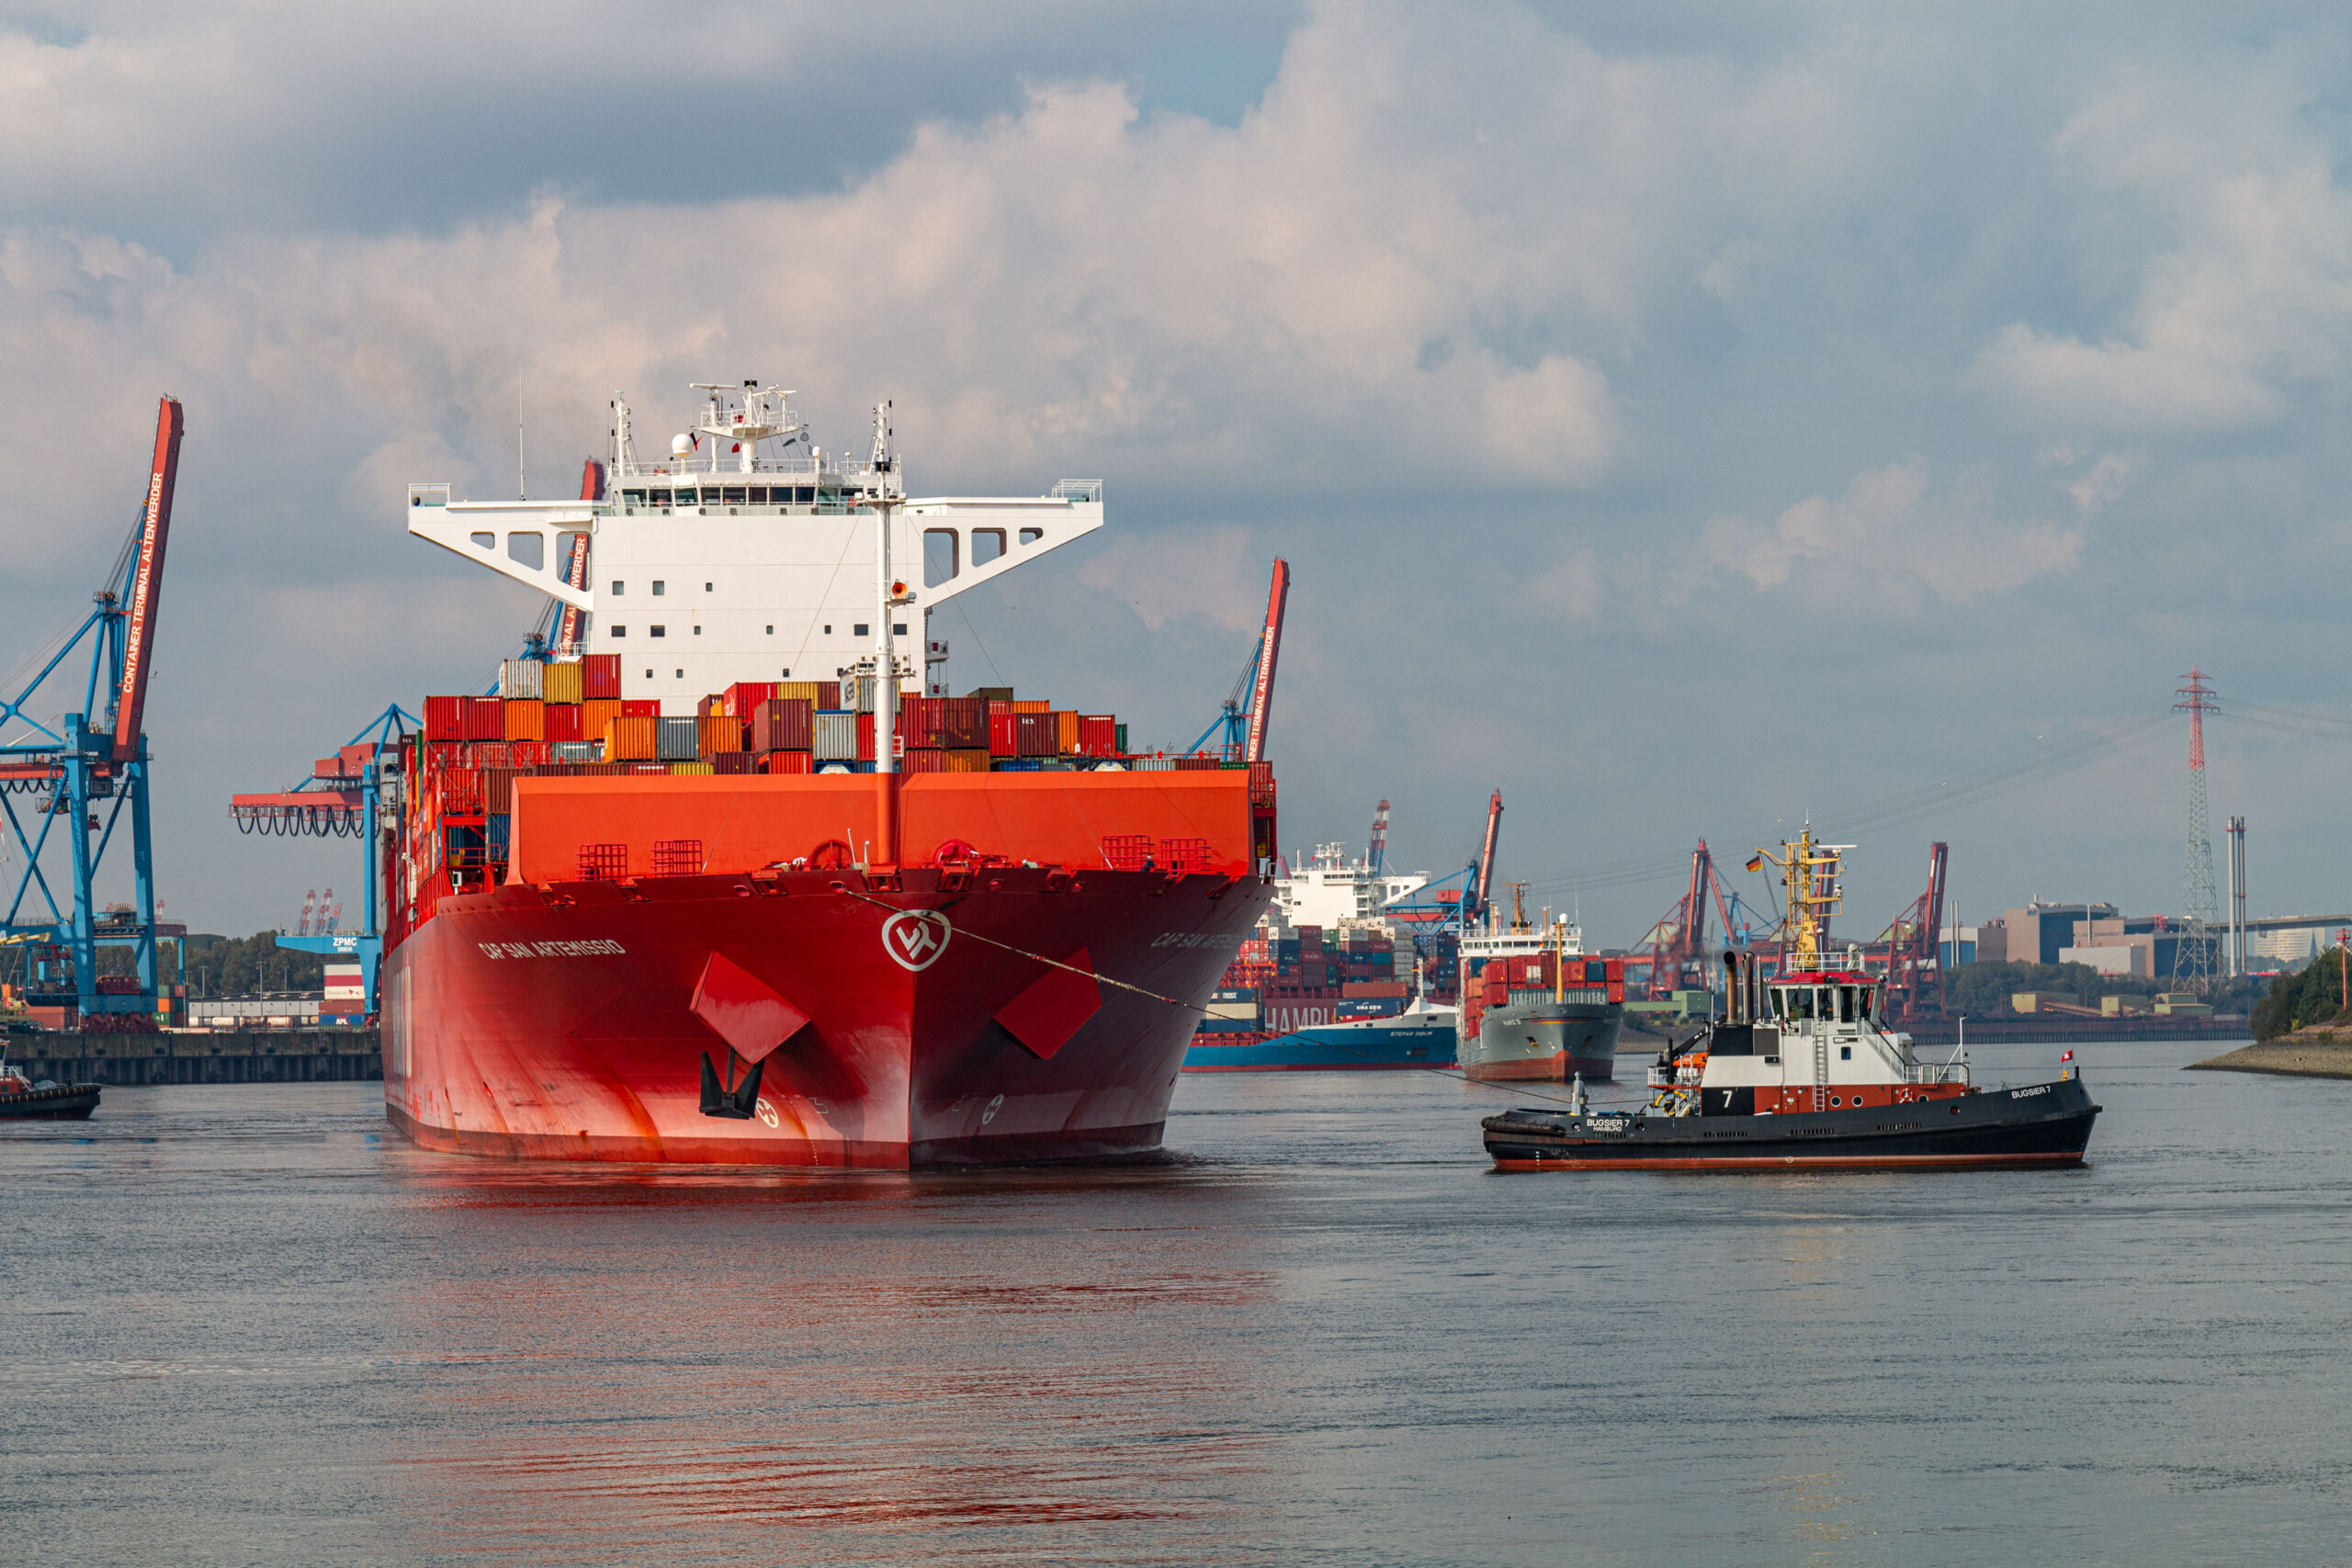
[1482,829,2099,1169]
[0,1051,100,1120]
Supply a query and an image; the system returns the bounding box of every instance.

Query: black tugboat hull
[1483,1077,2099,1170]
[0,1083,102,1121]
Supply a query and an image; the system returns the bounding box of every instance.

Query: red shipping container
[1078,715,1118,756]
[899,749,945,774]
[856,711,876,762]
[989,711,1019,757]
[463,695,503,740]
[724,682,778,719]
[817,680,842,710]
[620,699,659,717]
[544,704,582,743]
[708,750,755,775]
[763,750,811,775]
[423,695,465,741]
[508,740,550,766]
[425,740,465,771]
[939,696,988,749]
[582,653,622,700]
[1015,711,1057,757]
[752,698,813,754]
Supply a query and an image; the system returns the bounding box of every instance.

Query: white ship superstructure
[407,382,1102,711]
[1272,842,1430,931]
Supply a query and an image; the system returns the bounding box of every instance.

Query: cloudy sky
[6,0,2351,943]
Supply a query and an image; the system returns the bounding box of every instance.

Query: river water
[4,1038,2346,1566]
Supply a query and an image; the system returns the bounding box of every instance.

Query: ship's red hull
[382,864,1269,1168]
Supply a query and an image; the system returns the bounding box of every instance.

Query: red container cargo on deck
[752,698,812,754]
[424,695,465,741]
[583,653,621,699]
[463,695,503,740]
[723,682,777,719]
[1077,716,1118,756]
[1016,712,1057,757]
[545,705,583,743]
[621,699,660,718]
[989,711,1019,757]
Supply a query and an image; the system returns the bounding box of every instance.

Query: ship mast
[1754,824,1851,971]
[869,401,905,865]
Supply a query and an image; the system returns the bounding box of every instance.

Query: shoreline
[2188,1036,2352,1080]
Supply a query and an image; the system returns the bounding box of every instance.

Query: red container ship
[379,386,1283,1168]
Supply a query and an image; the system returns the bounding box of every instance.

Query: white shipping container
[812,711,859,761]
[500,658,544,699]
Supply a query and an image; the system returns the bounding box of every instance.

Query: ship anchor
[698,1048,766,1120]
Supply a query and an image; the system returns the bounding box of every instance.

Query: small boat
[1482,829,2099,1170]
[0,1053,100,1120]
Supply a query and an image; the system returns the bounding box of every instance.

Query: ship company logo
[881,909,952,972]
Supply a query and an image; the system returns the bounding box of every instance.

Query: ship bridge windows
[621,490,646,506]
[650,626,666,637]
[649,489,673,507]
[722,487,746,505]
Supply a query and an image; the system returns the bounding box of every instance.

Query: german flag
[1745,852,1765,873]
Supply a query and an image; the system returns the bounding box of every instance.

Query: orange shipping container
[503,698,545,741]
[1012,699,1050,714]
[944,749,990,773]
[697,715,746,756]
[763,750,811,775]
[582,699,620,742]
[605,715,658,761]
[1055,710,1080,754]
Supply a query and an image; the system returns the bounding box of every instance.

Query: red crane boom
[1472,789,1503,922]
[112,396,184,762]
[1241,558,1289,765]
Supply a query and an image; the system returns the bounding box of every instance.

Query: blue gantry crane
[230,703,416,1016]
[0,398,184,1029]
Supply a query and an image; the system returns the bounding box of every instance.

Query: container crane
[1186,558,1290,760]
[1367,799,1389,877]
[0,396,184,1029]
[229,703,417,1015]
[1470,789,1503,925]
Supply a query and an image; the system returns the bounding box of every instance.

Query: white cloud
[1537,458,2086,625]
[1973,58,2352,434]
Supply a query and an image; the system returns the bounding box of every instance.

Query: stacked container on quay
[385,384,1281,1168]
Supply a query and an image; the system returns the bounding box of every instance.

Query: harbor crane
[1187,558,1290,760]
[0,397,184,1028]
[230,703,417,1017]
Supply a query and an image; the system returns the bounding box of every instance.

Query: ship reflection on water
[380,1159,1283,1559]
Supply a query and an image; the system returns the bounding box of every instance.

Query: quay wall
[9,1031,382,1086]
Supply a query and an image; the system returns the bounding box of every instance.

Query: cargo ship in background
[1181,838,1463,1070]
[1455,895,1623,1081]
[380,382,1284,1168]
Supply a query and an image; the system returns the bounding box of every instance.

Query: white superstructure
[407,382,1102,713]
[1271,842,1430,931]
